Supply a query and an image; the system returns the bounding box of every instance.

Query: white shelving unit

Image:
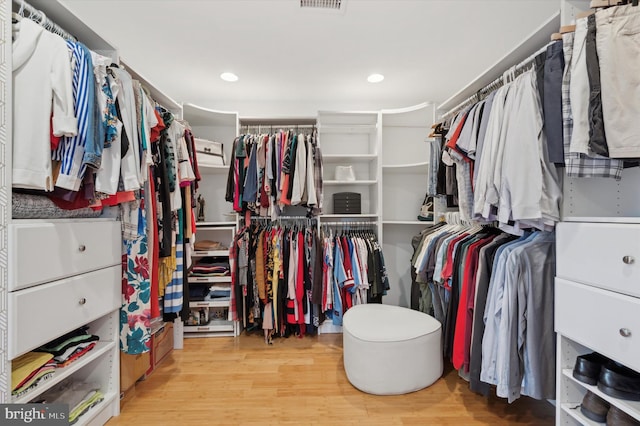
[185,222,238,338]
[183,103,239,224]
[317,111,381,235]
[380,102,435,308]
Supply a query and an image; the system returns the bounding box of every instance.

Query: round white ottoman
[342,304,442,395]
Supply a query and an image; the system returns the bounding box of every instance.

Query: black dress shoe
[607,406,640,426]
[598,362,640,401]
[573,352,609,385]
[581,391,610,423]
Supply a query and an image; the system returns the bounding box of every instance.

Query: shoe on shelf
[607,406,640,426]
[418,196,434,222]
[573,352,609,385]
[580,391,610,423]
[598,361,640,401]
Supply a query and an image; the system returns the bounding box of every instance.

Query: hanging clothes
[226,130,323,217]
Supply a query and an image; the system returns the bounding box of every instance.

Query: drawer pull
[623,256,635,265]
[78,244,86,253]
[620,328,632,338]
[79,298,87,305]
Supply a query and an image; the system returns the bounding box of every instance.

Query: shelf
[318,124,377,134]
[192,250,229,257]
[324,180,378,186]
[383,220,433,225]
[320,214,379,219]
[323,154,377,163]
[75,391,118,426]
[184,331,236,338]
[562,217,640,224]
[188,276,232,284]
[195,221,236,227]
[560,403,603,426]
[198,164,230,173]
[562,369,640,421]
[382,161,429,173]
[12,341,116,404]
[184,319,235,333]
[189,299,231,308]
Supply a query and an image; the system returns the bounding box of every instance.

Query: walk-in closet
[2,1,639,425]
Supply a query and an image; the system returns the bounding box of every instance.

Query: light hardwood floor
[108,333,554,425]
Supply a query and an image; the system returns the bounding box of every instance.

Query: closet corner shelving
[380,102,435,308]
[317,110,381,237]
[185,222,238,338]
[182,104,240,338]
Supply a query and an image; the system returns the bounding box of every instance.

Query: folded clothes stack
[190,257,230,277]
[11,352,56,397]
[194,240,227,252]
[36,380,104,425]
[36,327,100,367]
[204,284,231,300]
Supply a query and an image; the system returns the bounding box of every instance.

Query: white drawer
[9,265,120,359]
[555,278,640,372]
[557,222,640,298]
[9,220,121,291]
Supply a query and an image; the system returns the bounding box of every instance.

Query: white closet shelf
[320,214,379,219]
[562,369,640,421]
[560,403,602,426]
[188,276,232,284]
[562,216,640,224]
[184,319,235,333]
[196,221,236,228]
[198,164,230,173]
[383,220,433,225]
[324,180,378,185]
[318,124,377,134]
[12,341,116,404]
[192,250,229,257]
[382,161,429,173]
[189,299,230,308]
[75,391,118,426]
[323,154,378,162]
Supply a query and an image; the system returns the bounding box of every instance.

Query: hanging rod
[321,221,377,227]
[13,0,78,42]
[246,215,317,221]
[440,42,551,122]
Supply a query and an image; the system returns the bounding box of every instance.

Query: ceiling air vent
[300,0,344,10]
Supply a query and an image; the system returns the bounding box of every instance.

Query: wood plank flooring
[108,333,554,425]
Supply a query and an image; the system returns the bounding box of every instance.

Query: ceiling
[59,0,559,115]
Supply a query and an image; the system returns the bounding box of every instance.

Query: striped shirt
[54,41,97,191]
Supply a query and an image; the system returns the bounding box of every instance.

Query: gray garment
[242,141,259,202]
[544,40,566,164]
[427,137,442,197]
[473,91,496,189]
[429,281,447,325]
[495,233,555,402]
[586,14,608,157]
[468,234,516,396]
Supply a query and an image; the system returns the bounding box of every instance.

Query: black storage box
[333,192,362,214]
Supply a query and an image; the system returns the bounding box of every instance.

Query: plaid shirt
[562,32,623,180]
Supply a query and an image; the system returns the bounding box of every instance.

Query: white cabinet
[7,219,122,424]
[184,223,238,338]
[556,221,640,425]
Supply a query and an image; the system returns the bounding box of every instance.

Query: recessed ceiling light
[367,73,384,83]
[220,72,239,82]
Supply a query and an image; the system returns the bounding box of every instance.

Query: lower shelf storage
[13,341,115,404]
[75,391,119,426]
[560,402,603,426]
[562,369,640,422]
